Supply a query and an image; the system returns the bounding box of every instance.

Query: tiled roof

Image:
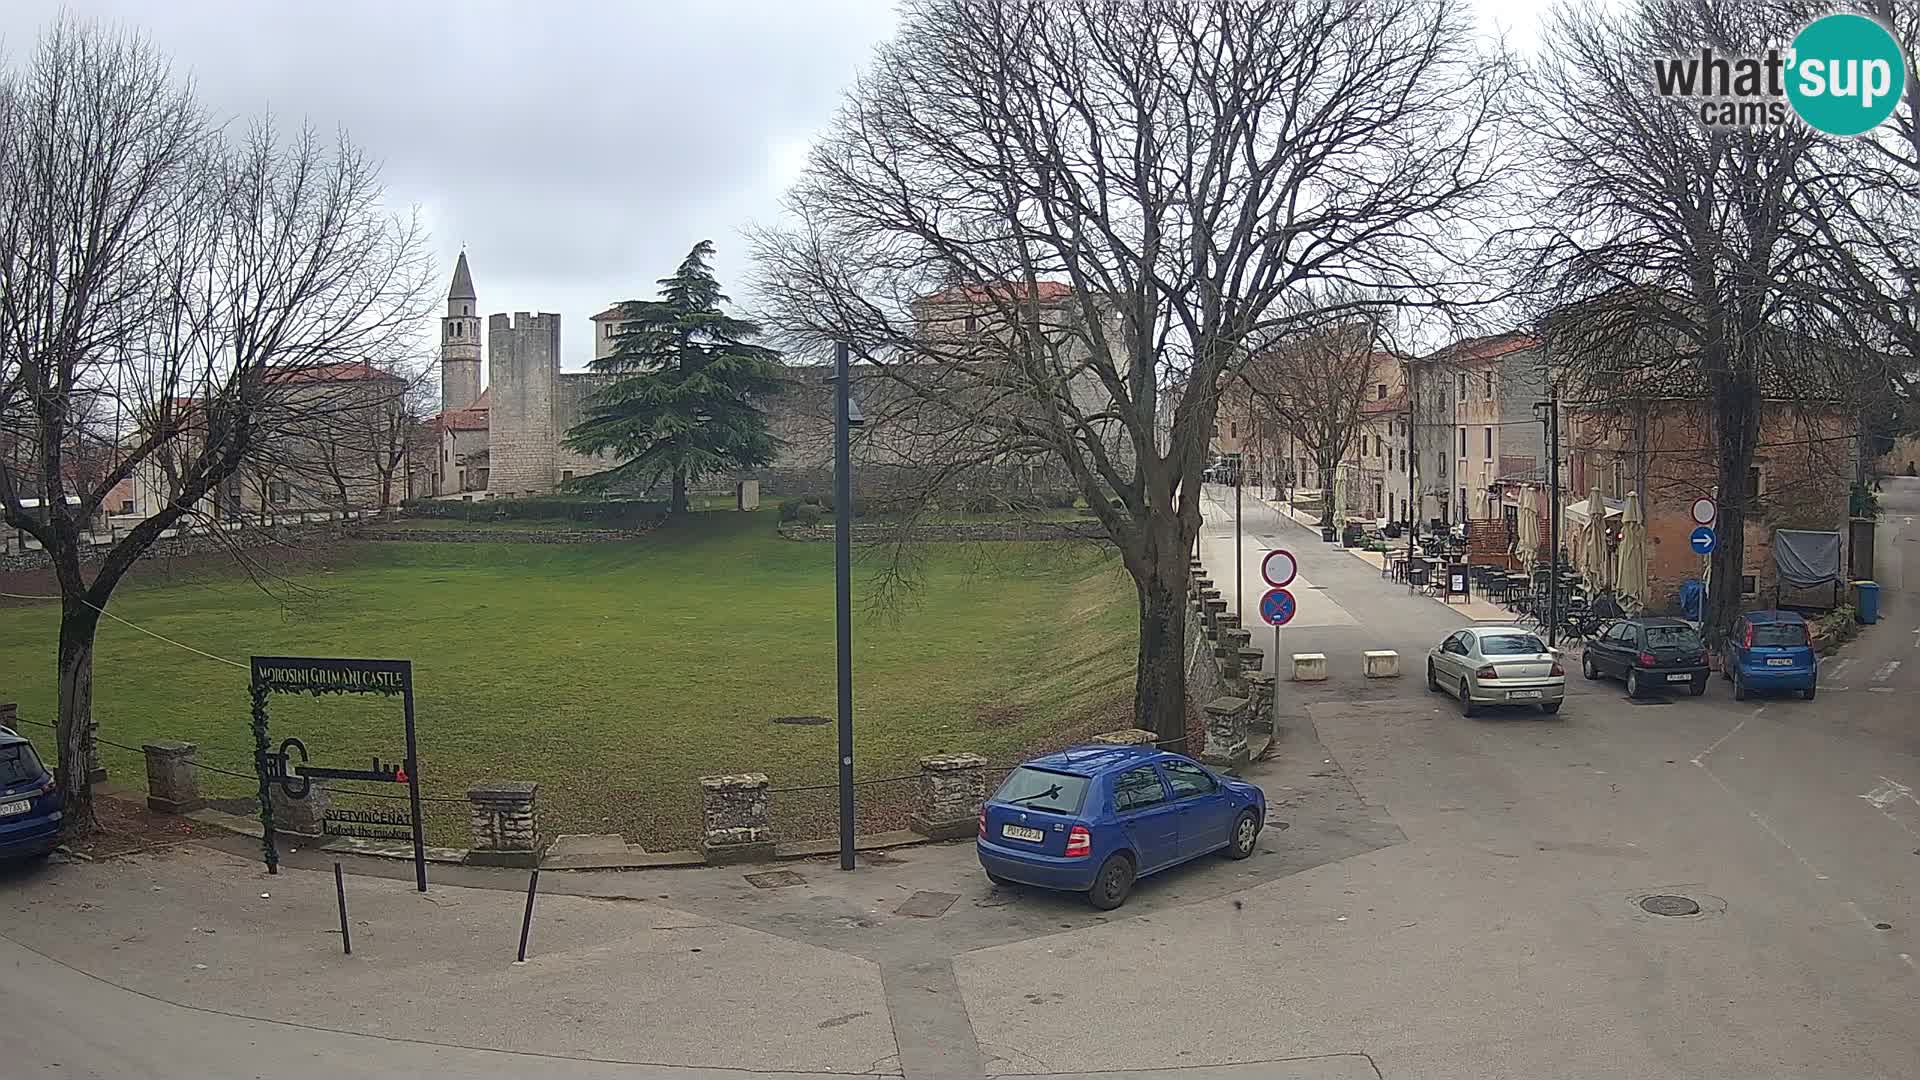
[1418,332,1537,365]
[273,361,406,384]
[921,281,1074,305]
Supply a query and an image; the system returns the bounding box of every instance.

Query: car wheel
[1625,669,1642,698]
[1582,655,1598,681]
[1732,670,1747,701]
[1802,685,1816,701]
[986,871,1016,888]
[1539,701,1562,716]
[1086,853,1136,910]
[1688,677,1706,697]
[1427,661,1440,692]
[1226,810,1259,860]
[1459,677,1479,718]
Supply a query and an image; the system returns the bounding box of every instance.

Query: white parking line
[1873,660,1902,683]
[1826,658,1856,678]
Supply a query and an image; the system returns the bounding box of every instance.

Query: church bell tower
[440,251,482,411]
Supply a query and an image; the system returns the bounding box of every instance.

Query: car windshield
[1751,623,1808,647]
[1645,625,1703,650]
[1480,633,1547,656]
[0,742,44,787]
[993,767,1088,814]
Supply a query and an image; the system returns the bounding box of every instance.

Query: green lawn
[0,513,1136,850]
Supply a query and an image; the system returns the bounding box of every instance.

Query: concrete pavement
[3,489,1917,1079]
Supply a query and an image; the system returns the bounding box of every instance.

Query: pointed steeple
[448,251,476,301]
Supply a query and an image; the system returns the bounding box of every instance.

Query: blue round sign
[1689,525,1716,555]
[1260,587,1297,627]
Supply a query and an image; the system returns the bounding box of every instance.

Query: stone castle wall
[487,313,560,496]
[551,372,618,482]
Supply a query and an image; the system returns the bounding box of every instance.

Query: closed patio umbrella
[1516,487,1539,568]
[1584,486,1612,590]
[1616,490,1648,606]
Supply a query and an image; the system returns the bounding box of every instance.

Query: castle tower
[487,311,562,496]
[440,252,482,411]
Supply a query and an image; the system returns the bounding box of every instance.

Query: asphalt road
[2,486,1915,1079]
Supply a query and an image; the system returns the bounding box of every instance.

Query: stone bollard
[1363,650,1401,678]
[1092,728,1159,746]
[1237,647,1265,673]
[1219,647,1243,680]
[1218,613,1241,633]
[1202,597,1228,634]
[270,782,327,838]
[699,773,774,864]
[1201,697,1250,768]
[1247,674,1277,734]
[466,781,543,867]
[1217,628,1251,657]
[911,753,988,839]
[142,741,205,815]
[1292,653,1329,682]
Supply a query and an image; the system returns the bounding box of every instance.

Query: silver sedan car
[1426,626,1566,717]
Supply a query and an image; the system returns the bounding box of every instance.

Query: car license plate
[0,799,30,818]
[1667,673,1693,682]
[1767,657,1792,667]
[1001,824,1044,843]
[1509,690,1541,700]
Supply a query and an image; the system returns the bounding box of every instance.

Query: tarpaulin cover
[1774,529,1842,588]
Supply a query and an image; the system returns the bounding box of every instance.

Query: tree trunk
[1706,382,1760,646]
[1129,512,1191,746]
[55,601,101,838]
[670,468,689,515]
[1318,458,1337,529]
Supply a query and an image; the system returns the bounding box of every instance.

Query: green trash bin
[1854,581,1880,625]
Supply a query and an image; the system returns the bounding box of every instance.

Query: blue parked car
[1721,610,1817,701]
[0,724,63,862]
[977,745,1266,909]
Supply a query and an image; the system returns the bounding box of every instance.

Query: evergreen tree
[566,241,783,512]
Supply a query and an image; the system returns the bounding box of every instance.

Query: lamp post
[829,342,863,870]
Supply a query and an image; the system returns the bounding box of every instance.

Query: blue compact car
[977,745,1266,909]
[0,725,63,862]
[1721,609,1817,701]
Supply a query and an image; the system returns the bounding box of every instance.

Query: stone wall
[2,520,352,573]
[486,312,561,497]
[356,526,653,544]
[778,520,1109,543]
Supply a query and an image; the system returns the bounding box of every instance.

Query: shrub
[792,503,825,527]
[963,493,999,514]
[778,499,802,523]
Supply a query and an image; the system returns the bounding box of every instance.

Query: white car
[1427,626,1566,717]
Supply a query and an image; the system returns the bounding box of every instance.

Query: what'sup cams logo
[1654,13,1906,136]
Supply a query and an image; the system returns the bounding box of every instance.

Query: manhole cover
[1640,894,1701,917]
[744,870,806,889]
[895,890,959,918]
[771,715,831,726]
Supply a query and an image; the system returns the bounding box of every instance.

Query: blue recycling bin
[1854,581,1880,625]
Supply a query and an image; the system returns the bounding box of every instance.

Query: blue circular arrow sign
[1689,525,1716,555]
[1260,587,1297,627]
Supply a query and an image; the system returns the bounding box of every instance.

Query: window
[1644,625,1703,651]
[561,470,574,483]
[267,481,290,504]
[1372,435,1381,457]
[1112,766,1168,812]
[1481,632,1548,656]
[1457,372,1467,398]
[1230,421,1238,439]
[1483,371,1495,400]
[1162,761,1217,800]
[0,741,45,786]
[965,313,978,334]
[1443,632,1469,655]
[1458,428,1467,457]
[1376,383,1388,400]
[1483,427,1493,458]
[1751,622,1809,647]
[1741,574,1758,596]
[119,499,133,514]
[443,447,449,462]
[993,767,1088,814]
[1746,466,1764,499]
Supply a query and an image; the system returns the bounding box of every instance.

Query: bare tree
[0,21,433,833]
[753,0,1512,741]
[1515,0,1860,641]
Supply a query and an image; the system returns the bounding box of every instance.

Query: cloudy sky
[3,0,1550,374]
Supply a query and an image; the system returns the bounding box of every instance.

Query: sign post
[1691,496,1717,627]
[1259,548,1298,734]
[249,656,426,892]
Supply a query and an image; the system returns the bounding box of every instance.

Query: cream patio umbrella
[1616,490,1648,607]
[1583,487,1613,591]
[1516,487,1540,569]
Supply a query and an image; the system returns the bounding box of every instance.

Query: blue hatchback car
[1721,609,1817,701]
[0,725,63,861]
[977,745,1266,909]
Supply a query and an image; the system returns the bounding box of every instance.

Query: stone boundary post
[270,781,327,838]
[700,773,774,864]
[911,753,988,839]
[142,741,205,814]
[1092,728,1159,746]
[466,781,543,867]
[1201,697,1250,769]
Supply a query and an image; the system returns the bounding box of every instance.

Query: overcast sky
[3,0,1550,374]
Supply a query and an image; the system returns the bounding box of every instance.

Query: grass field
[0,512,1136,850]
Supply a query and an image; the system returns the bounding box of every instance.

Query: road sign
[1259,587,1297,627]
[1691,497,1717,526]
[1262,548,1298,588]
[1689,525,1716,554]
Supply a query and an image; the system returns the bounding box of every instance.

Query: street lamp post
[830,342,863,871]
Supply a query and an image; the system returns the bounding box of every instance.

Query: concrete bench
[1363,650,1400,678]
[1291,653,1328,682]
